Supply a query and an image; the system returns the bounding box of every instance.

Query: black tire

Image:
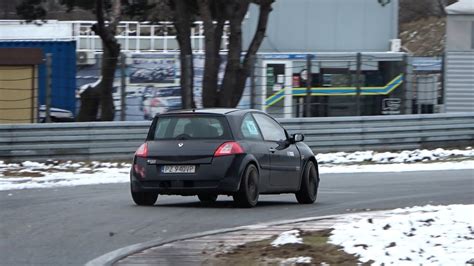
[198,194,218,203]
[233,164,259,208]
[295,161,319,204]
[131,191,158,206]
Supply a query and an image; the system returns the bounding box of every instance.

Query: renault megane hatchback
[130,109,319,208]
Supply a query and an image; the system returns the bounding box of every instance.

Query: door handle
[269,147,276,153]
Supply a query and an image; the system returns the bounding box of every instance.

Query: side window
[253,113,287,142]
[241,114,263,140]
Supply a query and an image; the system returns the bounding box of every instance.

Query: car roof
[162,108,241,115]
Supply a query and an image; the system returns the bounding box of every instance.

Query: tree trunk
[219,18,244,107]
[198,0,225,107]
[218,1,249,107]
[77,86,100,121]
[98,44,120,121]
[173,0,196,109]
[77,0,121,121]
[231,1,273,107]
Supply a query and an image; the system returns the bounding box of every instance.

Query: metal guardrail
[0,113,473,162]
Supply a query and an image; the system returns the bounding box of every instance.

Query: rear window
[151,115,232,140]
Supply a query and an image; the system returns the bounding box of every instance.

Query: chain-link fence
[0,52,444,123]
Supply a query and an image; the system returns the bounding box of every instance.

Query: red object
[135,143,148,158]
[292,75,300,87]
[150,98,162,107]
[133,164,146,178]
[214,142,244,157]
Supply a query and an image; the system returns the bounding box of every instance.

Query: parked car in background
[130,109,319,208]
[141,86,182,120]
[38,105,74,122]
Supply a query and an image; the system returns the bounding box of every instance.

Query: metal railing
[0,20,229,52]
[0,113,472,162]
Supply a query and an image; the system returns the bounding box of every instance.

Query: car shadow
[152,199,301,209]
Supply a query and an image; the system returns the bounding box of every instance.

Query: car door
[239,114,271,190]
[252,113,300,189]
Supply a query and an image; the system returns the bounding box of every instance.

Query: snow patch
[319,160,474,174]
[329,204,474,265]
[280,256,312,264]
[316,148,474,165]
[271,230,303,247]
[1,148,473,191]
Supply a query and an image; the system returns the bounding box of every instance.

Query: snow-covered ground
[316,147,474,165]
[0,148,473,191]
[330,204,474,265]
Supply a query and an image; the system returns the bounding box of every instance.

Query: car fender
[295,143,318,190]
[296,156,319,190]
[236,154,261,190]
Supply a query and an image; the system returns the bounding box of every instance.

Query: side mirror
[292,133,304,143]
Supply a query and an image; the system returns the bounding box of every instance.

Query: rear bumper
[130,155,244,195]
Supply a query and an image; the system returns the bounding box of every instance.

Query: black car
[130,109,319,208]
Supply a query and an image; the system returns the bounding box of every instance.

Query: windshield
[150,115,232,140]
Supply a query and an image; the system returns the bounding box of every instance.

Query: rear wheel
[233,164,259,208]
[295,161,319,204]
[131,191,158,206]
[198,194,218,203]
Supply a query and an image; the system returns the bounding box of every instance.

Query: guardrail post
[45,53,52,123]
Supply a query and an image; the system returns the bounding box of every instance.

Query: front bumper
[130,155,244,195]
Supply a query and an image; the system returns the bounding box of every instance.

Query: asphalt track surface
[1,169,473,265]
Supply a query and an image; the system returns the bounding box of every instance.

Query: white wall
[0,20,73,40]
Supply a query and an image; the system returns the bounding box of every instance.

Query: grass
[208,229,371,265]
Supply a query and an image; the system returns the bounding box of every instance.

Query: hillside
[399,16,446,56]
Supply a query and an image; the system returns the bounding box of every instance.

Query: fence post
[250,55,256,109]
[401,53,409,114]
[45,53,52,123]
[120,53,126,121]
[305,54,312,117]
[356,52,362,116]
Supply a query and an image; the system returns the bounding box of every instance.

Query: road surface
[0,169,472,265]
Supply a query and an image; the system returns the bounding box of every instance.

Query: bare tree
[197,0,274,107]
[77,0,122,121]
[17,0,123,121]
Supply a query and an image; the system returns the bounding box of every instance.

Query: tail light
[135,143,148,158]
[214,142,244,157]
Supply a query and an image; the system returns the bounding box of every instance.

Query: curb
[85,211,383,266]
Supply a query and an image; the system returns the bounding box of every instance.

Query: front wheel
[131,191,158,206]
[295,161,319,204]
[233,164,259,208]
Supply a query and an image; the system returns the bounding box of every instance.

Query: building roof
[446,0,474,15]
